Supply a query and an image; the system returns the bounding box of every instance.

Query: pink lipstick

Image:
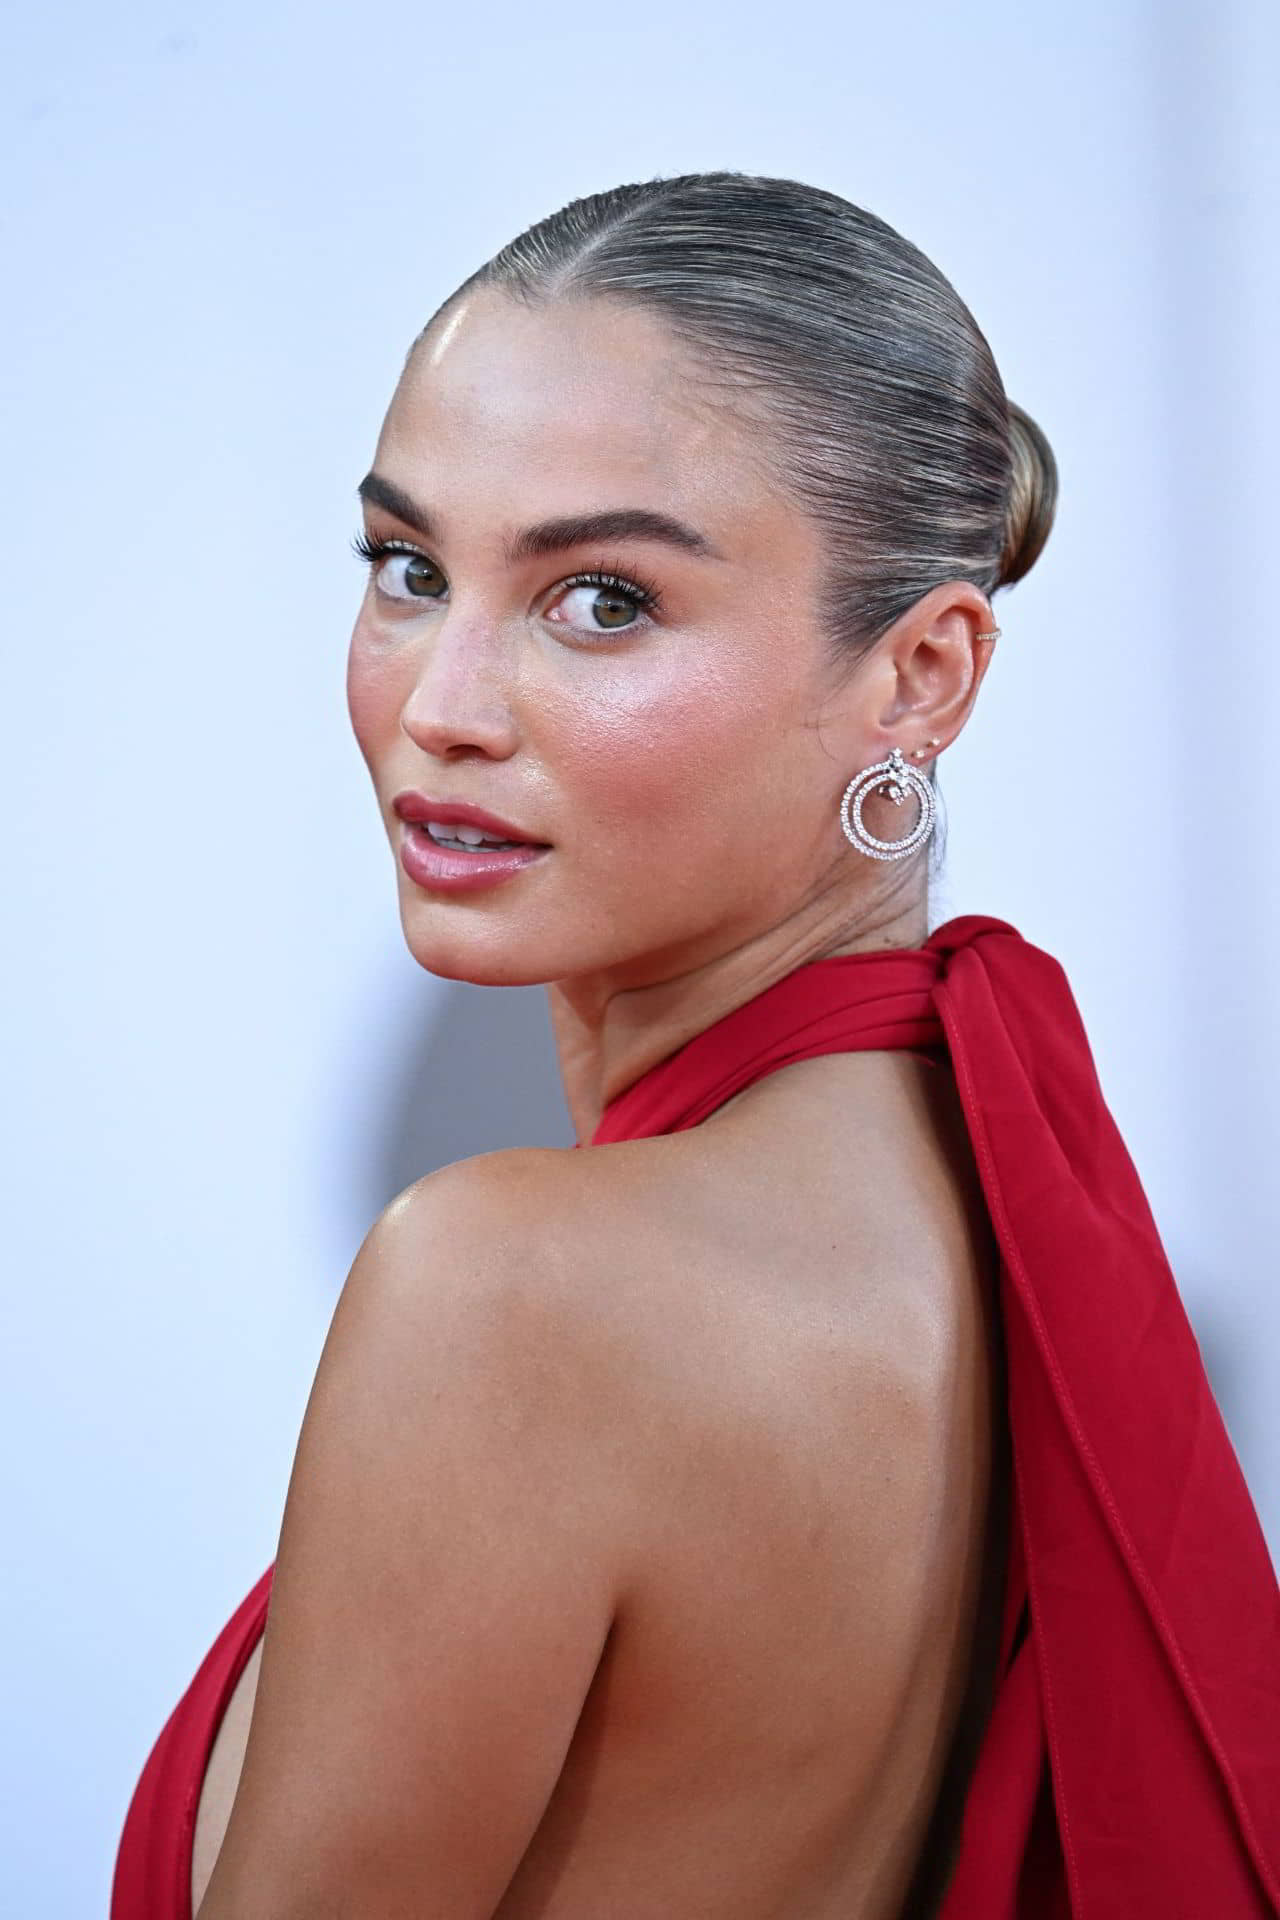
[391,791,551,895]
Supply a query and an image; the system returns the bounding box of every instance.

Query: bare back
[194,1050,1007,1920]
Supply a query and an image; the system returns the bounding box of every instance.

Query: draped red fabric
[112,913,1280,1918]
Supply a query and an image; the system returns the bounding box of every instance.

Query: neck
[546,890,930,1146]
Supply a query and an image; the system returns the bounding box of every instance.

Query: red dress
[112,914,1280,1918]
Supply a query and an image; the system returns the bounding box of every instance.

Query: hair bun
[998,402,1059,588]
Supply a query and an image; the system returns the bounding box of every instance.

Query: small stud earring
[910,737,942,760]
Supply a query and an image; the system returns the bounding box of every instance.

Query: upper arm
[198,1150,630,1920]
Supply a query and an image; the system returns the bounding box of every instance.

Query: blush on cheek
[558,663,742,839]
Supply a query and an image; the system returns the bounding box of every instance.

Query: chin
[396,909,561,989]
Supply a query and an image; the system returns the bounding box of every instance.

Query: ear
[849,580,1001,766]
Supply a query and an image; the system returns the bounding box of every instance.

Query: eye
[546,568,663,636]
[350,532,445,602]
[349,533,664,636]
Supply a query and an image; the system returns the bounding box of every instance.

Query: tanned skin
[194,289,1004,1920]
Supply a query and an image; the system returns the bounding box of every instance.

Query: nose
[399,615,520,763]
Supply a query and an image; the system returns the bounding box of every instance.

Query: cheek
[550,652,784,847]
[345,622,404,764]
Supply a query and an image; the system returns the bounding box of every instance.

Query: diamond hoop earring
[839,747,936,862]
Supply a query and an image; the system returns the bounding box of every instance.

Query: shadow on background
[364,980,577,1230]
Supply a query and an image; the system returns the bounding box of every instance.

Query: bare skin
[195,287,1004,1918]
[194,1053,1005,1919]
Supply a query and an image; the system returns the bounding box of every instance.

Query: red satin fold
[112,914,1280,1919]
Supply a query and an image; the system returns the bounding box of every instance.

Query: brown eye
[352,532,448,602]
[380,551,445,600]
[551,574,657,636]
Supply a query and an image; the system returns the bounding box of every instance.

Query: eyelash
[348,532,664,621]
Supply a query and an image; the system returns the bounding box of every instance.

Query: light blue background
[4,2,1277,1912]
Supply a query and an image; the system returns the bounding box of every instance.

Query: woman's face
[347,289,879,990]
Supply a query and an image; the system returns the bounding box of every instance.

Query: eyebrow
[356,470,724,564]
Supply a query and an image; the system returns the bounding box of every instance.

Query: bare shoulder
[337,1146,638,1430]
[372,1081,989,1420]
[362,1103,995,1584]
[374,1137,700,1324]
[367,1142,662,1337]
[339,1144,690,1480]
[347,1138,770,1502]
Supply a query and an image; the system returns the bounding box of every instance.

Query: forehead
[375,289,786,536]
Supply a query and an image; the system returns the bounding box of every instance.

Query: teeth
[424,821,519,849]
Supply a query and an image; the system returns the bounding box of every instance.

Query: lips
[391,790,549,846]
[397,819,550,894]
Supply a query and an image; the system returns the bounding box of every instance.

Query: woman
[112,172,1280,1919]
